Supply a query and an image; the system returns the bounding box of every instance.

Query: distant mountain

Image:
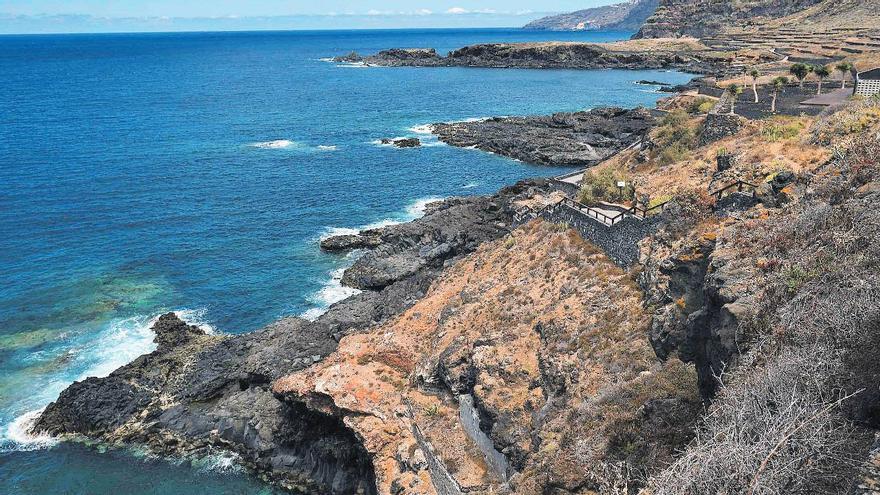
[633,0,880,39]
[523,0,659,32]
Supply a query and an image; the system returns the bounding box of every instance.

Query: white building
[855,68,880,97]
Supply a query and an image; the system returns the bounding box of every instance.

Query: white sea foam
[1,409,58,453]
[303,196,444,320]
[462,182,480,189]
[408,123,435,135]
[301,267,362,321]
[174,308,217,335]
[405,196,443,217]
[249,139,296,149]
[76,314,160,380]
[317,145,338,151]
[0,309,217,453]
[195,451,243,473]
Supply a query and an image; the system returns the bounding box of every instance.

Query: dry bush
[648,345,862,495]
[650,129,880,494]
[811,95,880,146]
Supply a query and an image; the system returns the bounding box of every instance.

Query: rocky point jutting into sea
[31,0,880,493]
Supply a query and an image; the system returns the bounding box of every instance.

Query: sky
[0,1,616,33]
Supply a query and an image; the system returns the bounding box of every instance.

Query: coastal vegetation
[578,168,635,204]
[28,1,880,494]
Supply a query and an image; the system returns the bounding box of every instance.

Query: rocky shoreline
[429,107,659,166]
[333,39,724,73]
[32,180,557,494]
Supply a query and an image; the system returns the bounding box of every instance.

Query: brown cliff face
[635,0,826,39]
[274,220,701,494]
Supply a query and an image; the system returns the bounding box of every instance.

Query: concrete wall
[856,78,880,97]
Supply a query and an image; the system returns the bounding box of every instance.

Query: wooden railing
[560,197,630,226]
[710,180,758,200]
[631,199,671,218]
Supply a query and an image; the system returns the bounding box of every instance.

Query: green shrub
[652,110,698,165]
[688,97,715,114]
[658,142,690,166]
[648,194,674,209]
[578,168,635,204]
[762,120,804,142]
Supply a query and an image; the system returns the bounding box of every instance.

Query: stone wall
[525,202,661,266]
[699,113,746,146]
[549,178,581,198]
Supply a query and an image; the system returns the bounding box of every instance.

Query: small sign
[617,181,627,188]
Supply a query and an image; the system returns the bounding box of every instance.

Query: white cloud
[415,9,433,15]
[445,7,468,14]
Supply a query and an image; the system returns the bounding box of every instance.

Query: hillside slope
[635,0,880,38]
[524,0,659,32]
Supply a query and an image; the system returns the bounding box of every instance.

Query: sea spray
[301,196,443,320]
[0,309,212,452]
[0,409,57,453]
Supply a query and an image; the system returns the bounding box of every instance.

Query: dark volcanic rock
[320,230,382,252]
[379,137,421,148]
[336,181,551,289]
[362,48,442,66]
[699,113,746,146]
[430,107,658,166]
[332,51,363,63]
[34,179,556,494]
[352,41,718,73]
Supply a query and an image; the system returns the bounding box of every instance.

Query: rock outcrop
[431,107,658,166]
[32,180,557,494]
[380,137,421,148]
[635,0,826,39]
[337,38,721,73]
[276,220,701,494]
[524,0,659,32]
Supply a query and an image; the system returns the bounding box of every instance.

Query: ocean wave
[76,313,160,381]
[408,123,435,135]
[335,63,369,69]
[300,266,361,321]
[194,451,243,473]
[0,309,215,453]
[303,196,444,320]
[0,409,58,453]
[317,145,338,152]
[462,182,480,189]
[174,308,217,335]
[248,139,296,149]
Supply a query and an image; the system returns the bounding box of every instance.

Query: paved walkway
[569,202,628,227]
[801,87,853,106]
[557,170,585,186]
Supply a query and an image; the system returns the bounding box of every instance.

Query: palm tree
[814,65,831,95]
[789,63,812,89]
[749,68,760,103]
[771,76,788,113]
[836,62,853,88]
[727,84,744,115]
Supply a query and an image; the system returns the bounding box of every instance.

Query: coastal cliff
[524,0,659,32]
[32,181,559,493]
[32,90,880,493]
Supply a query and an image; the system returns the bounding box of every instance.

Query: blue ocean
[0,28,691,493]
